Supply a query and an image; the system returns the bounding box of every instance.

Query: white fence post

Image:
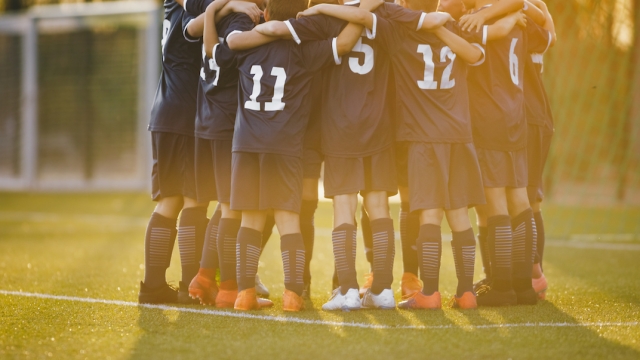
[20,16,38,190]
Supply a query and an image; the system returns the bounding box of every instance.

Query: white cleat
[322,288,361,311]
[362,288,396,310]
[255,274,270,298]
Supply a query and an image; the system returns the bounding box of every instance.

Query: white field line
[2,290,638,330]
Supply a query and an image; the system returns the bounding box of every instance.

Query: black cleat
[473,278,492,293]
[515,287,538,305]
[138,281,178,304]
[302,283,311,301]
[178,281,200,305]
[476,286,517,307]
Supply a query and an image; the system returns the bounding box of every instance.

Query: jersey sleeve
[298,39,339,72]
[286,14,344,44]
[182,12,200,42]
[525,19,552,54]
[184,0,213,16]
[450,21,486,66]
[222,14,255,40]
[213,42,236,69]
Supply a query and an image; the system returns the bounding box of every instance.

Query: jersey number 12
[417,45,456,90]
[244,65,287,111]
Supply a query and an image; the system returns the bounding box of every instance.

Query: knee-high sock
[360,210,374,267]
[511,208,536,291]
[487,215,513,292]
[370,218,395,294]
[332,223,359,294]
[400,202,419,275]
[300,200,318,285]
[281,233,306,296]
[236,227,262,291]
[533,211,545,270]
[477,226,491,279]
[261,213,275,253]
[144,212,177,288]
[451,228,476,297]
[217,218,241,283]
[200,207,222,269]
[417,224,442,296]
[178,207,208,284]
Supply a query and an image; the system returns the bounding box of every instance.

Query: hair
[406,0,440,12]
[266,0,309,21]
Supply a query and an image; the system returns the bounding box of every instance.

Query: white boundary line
[2,290,638,330]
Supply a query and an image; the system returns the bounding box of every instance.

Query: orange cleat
[234,287,274,311]
[532,273,548,300]
[359,272,374,297]
[283,289,305,312]
[215,279,238,308]
[188,268,218,306]
[398,291,442,310]
[451,291,477,309]
[400,272,422,299]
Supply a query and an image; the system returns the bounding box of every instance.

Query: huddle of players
[138,0,556,312]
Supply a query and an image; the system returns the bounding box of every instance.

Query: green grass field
[1,193,639,359]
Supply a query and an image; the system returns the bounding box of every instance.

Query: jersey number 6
[244,65,287,111]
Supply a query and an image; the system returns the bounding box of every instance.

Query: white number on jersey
[244,65,287,111]
[509,38,519,85]
[161,19,170,61]
[417,45,457,90]
[348,31,374,75]
[200,44,221,86]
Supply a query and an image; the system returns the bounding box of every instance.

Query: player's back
[393,21,481,144]
[149,0,201,135]
[195,13,255,140]
[467,11,526,152]
[523,22,554,132]
[230,38,336,157]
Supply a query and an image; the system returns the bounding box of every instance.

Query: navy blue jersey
[523,22,553,130]
[288,1,422,157]
[184,0,213,16]
[148,0,201,136]
[304,72,324,152]
[221,37,339,157]
[467,8,528,151]
[195,13,255,140]
[393,21,484,143]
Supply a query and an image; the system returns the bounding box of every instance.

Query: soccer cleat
[359,272,374,297]
[400,272,422,299]
[188,268,218,306]
[476,286,517,307]
[255,274,270,298]
[234,287,274,311]
[301,283,311,301]
[215,279,238,308]
[362,289,396,310]
[178,281,200,305]
[283,289,305,312]
[450,291,477,309]
[398,291,441,310]
[472,277,492,293]
[515,288,538,305]
[322,288,362,311]
[532,273,548,300]
[138,281,178,304]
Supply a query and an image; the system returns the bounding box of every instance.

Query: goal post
[0,1,160,191]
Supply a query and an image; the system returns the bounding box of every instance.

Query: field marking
[2,290,638,331]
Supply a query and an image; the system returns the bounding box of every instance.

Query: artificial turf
[0,193,639,359]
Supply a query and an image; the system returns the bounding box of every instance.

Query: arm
[253,21,294,39]
[203,0,230,57]
[523,1,545,26]
[459,0,524,32]
[418,12,455,31]
[215,1,262,25]
[433,26,483,64]
[484,10,526,42]
[297,3,380,30]
[186,13,205,38]
[529,0,556,46]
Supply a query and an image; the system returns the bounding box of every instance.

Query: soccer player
[222,0,381,311]
[138,0,210,305]
[388,0,525,310]
[463,0,551,306]
[252,1,451,311]
[523,0,556,300]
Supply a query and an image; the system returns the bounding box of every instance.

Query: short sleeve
[214,42,236,69]
[222,14,255,40]
[525,19,551,54]
[450,21,486,66]
[184,0,213,16]
[298,39,337,73]
[287,14,344,43]
[182,12,200,42]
